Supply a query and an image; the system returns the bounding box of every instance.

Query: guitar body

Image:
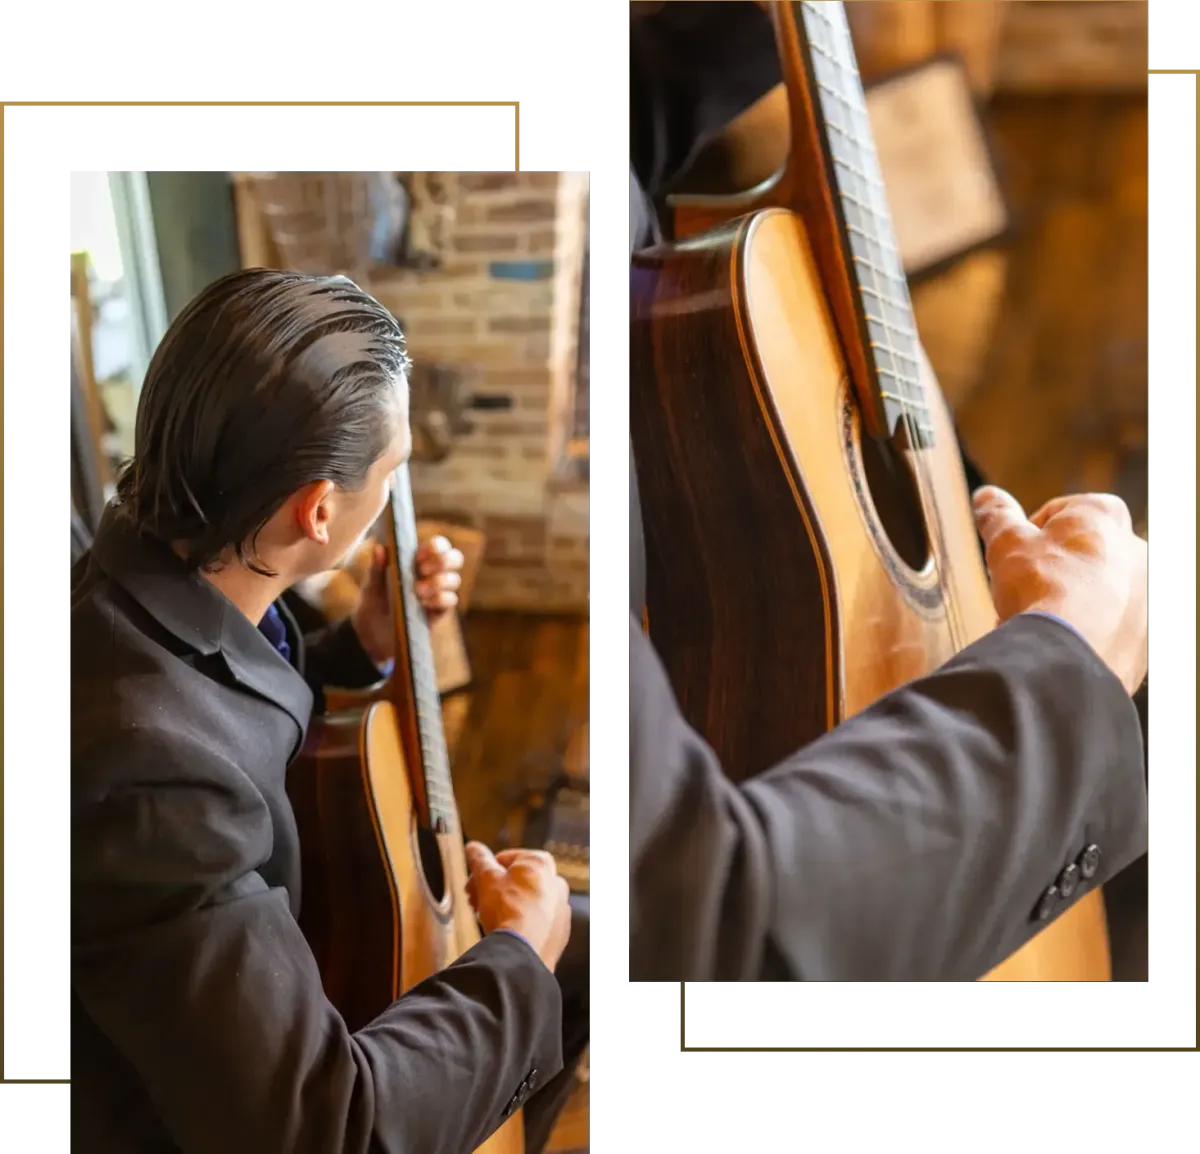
[287,465,524,1153]
[289,703,524,1153]
[631,207,1110,981]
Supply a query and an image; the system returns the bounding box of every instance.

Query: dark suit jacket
[629,606,1147,981]
[72,507,563,1153]
[628,2,1148,981]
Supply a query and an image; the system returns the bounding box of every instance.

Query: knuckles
[508,849,556,875]
[990,524,1027,554]
[1080,492,1132,524]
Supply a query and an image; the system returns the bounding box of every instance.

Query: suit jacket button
[1057,863,1080,899]
[1035,885,1059,922]
[1079,844,1101,879]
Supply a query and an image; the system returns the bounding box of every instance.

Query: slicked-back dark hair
[114,268,410,575]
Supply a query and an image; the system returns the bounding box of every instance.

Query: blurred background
[70,170,591,1146]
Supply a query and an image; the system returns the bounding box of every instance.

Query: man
[73,269,582,1152]
[629,1,1149,981]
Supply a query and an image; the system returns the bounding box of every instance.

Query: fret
[391,466,458,831]
[794,1,933,448]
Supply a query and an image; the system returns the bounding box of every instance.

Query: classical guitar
[287,465,524,1151]
[630,0,1110,981]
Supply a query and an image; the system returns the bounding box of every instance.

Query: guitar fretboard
[390,466,457,832]
[795,1,934,447]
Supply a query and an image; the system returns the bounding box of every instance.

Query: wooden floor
[445,610,590,1152]
[952,94,1148,530]
[446,611,589,848]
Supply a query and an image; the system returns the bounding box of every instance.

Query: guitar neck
[387,465,457,833]
[782,1,934,448]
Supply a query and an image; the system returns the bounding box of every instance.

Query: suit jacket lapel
[90,505,315,745]
[216,613,314,753]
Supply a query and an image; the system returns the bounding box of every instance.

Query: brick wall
[994,1,1147,93]
[847,1,1147,96]
[370,172,590,614]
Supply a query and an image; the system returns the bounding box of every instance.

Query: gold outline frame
[4,94,520,1084]
[676,60,1200,1050]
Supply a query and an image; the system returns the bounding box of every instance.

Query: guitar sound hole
[416,826,447,903]
[860,432,931,573]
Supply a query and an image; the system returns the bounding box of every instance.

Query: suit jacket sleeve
[72,735,564,1154]
[301,615,387,697]
[629,611,1147,981]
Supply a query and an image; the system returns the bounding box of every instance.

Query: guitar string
[391,467,458,821]
[801,0,968,652]
[792,5,958,644]
[758,0,969,670]
[831,7,972,656]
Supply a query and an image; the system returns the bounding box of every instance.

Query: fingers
[465,841,505,883]
[416,535,451,559]
[416,537,465,577]
[1031,492,1133,531]
[468,842,560,884]
[420,585,460,611]
[415,570,462,600]
[494,847,557,870]
[495,848,562,889]
[1028,496,1072,530]
[1102,494,1134,530]
[415,537,464,615]
[972,485,1027,530]
[973,486,1036,549]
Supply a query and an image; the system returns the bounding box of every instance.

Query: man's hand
[465,842,571,973]
[351,536,465,668]
[414,535,464,619]
[973,486,1148,695]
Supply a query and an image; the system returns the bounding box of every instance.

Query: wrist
[494,924,550,970]
[1020,607,1142,696]
[1021,607,1082,641]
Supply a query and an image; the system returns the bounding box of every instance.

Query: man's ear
[295,480,336,545]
